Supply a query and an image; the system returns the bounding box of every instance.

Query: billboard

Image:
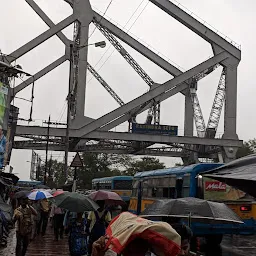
[131,123,178,136]
[4,105,19,167]
[0,81,9,169]
[203,177,246,201]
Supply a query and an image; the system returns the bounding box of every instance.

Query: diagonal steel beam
[26,0,69,46]
[77,52,228,136]
[100,82,188,132]
[6,14,75,63]
[12,55,67,96]
[149,0,241,60]
[93,11,185,79]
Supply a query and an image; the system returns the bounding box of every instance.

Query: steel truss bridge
[3,0,242,163]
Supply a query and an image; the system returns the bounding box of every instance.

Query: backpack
[18,207,32,236]
[90,210,108,241]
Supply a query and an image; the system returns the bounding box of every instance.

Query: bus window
[114,180,132,190]
[163,188,169,198]
[176,178,183,198]
[143,188,152,197]
[152,188,157,197]
[183,175,190,197]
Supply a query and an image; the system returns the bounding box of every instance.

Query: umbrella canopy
[89,190,124,205]
[13,190,30,199]
[28,190,53,200]
[141,197,243,224]
[204,154,256,198]
[54,192,99,212]
[53,190,64,197]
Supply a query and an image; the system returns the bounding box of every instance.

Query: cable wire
[92,2,149,75]
[87,0,149,83]
[89,0,114,39]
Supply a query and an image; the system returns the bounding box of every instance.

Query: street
[0,229,255,256]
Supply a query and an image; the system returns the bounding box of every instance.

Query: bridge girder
[5,0,241,163]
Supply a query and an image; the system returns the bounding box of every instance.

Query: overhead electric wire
[87,0,148,84]
[95,1,149,74]
[89,0,114,39]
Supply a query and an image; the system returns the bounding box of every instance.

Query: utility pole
[44,115,50,185]
[64,44,73,181]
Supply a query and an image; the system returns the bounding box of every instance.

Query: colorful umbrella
[89,190,124,205]
[28,190,53,200]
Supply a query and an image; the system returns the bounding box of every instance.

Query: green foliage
[236,139,256,159]
[124,157,165,176]
[45,153,165,189]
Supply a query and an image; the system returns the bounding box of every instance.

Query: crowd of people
[10,194,193,256]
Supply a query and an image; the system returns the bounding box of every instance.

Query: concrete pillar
[73,0,93,118]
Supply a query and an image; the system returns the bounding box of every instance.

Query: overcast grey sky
[1,0,254,179]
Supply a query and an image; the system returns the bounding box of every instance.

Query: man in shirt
[87,201,111,256]
[50,203,65,241]
[37,198,50,236]
[13,197,37,256]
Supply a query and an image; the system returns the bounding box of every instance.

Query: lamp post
[64,41,106,182]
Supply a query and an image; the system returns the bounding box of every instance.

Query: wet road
[0,227,69,256]
[0,229,255,255]
[221,235,256,256]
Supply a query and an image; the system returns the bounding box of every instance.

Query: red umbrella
[89,190,124,205]
[53,190,65,197]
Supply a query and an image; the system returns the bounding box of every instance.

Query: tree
[236,139,256,159]
[124,157,165,176]
[75,153,125,189]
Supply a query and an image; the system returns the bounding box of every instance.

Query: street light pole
[64,44,73,181]
[64,41,106,182]
[44,115,50,185]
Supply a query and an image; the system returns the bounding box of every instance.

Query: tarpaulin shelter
[204,154,256,198]
[105,212,181,256]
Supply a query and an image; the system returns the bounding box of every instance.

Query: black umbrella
[204,154,256,198]
[140,197,243,224]
[53,192,99,212]
[13,190,30,199]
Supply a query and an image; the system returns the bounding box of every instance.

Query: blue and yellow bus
[92,176,133,204]
[129,163,256,242]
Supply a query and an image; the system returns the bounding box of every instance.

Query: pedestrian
[28,200,38,241]
[37,198,50,236]
[87,200,111,256]
[68,212,88,256]
[12,197,37,256]
[50,203,65,241]
[171,224,193,256]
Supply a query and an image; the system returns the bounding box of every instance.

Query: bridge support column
[222,57,240,162]
[73,0,93,119]
[184,89,194,137]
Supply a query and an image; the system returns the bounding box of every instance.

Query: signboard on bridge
[131,123,178,136]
